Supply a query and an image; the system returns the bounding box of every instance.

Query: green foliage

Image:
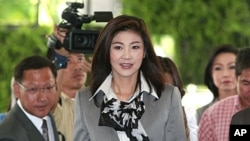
[0,26,51,112]
[0,0,35,24]
[1,0,250,112]
[123,0,250,85]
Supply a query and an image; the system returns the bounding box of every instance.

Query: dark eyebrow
[76,54,85,57]
[241,79,250,83]
[67,54,85,59]
[111,41,142,45]
[131,41,142,44]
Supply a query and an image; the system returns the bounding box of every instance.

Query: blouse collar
[89,72,158,101]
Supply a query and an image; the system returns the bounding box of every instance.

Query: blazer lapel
[13,104,45,141]
[141,92,156,122]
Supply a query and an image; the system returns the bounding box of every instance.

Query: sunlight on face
[110,30,145,79]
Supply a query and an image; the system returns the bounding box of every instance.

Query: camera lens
[76,36,84,43]
[75,35,89,47]
[68,29,99,53]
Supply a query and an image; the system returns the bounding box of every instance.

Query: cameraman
[47,24,92,141]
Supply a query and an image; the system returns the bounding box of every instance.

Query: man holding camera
[47,25,92,141]
[46,3,112,140]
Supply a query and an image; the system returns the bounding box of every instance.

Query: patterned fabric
[42,119,49,141]
[99,92,149,141]
[198,95,242,141]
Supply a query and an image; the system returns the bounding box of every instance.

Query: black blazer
[0,104,59,141]
[231,107,250,125]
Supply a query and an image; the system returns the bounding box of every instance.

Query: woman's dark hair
[204,44,238,99]
[158,56,185,98]
[90,15,165,98]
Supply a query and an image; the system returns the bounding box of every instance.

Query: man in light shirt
[47,25,92,141]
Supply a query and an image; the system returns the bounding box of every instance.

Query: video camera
[48,2,113,53]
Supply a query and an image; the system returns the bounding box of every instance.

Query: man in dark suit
[0,55,60,141]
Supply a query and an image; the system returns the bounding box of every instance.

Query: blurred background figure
[0,77,17,123]
[158,56,198,141]
[230,47,250,125]
[9,77,17,110]
[46,24,92,141]
[198,47,250,141]
[196,44,238,124]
